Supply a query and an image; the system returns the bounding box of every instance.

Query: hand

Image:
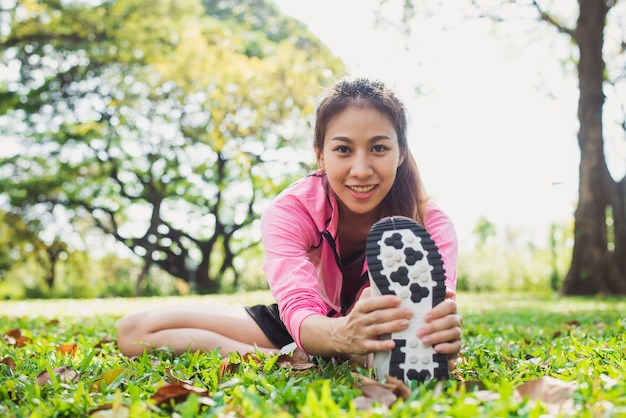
[336,287,414,356]
[416,288,463,370]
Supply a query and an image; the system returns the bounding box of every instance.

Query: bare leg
[116,304,278,357]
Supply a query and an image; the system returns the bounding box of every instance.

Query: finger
[353,336,396,354]
[424,299,458,322]
[356,294,402,313]
[445,288,456,300]
[439,313,463,329]
[365,317,411,338]
[370,338,396,353]
[358,305,415,332]
[425,326,462,347]
[419,313,462,335]
[433,339,462,356]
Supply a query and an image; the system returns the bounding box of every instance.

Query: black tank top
[339,251,368,315]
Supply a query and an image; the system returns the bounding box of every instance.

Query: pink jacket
[260,170,458,350]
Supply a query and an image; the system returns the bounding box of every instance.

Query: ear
[315,147,325,170]
[397,152,405,167]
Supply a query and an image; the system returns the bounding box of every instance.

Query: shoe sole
[366,216,448,383]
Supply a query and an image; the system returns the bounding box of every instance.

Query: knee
[116,312,147,357]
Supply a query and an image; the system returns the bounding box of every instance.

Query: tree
[0,208,71,293]
[557,0,626,294]
[483,0,626,295]
[0,0,344,294]
[396,0,626,294]
[472,216,496,247]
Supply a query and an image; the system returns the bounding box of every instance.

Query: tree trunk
[44,248,59,290]
[610,176,626,290]
[195,257,218,294]
[561,0,624,294]
[135,256,152,296]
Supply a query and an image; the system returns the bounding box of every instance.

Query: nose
[350,152,373,178]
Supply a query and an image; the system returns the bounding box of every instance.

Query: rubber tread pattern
[366,216,448,383]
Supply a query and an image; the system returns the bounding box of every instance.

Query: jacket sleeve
[260,195,329,350]
[425,202,458,292]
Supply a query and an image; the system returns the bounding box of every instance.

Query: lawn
[0,292,624,417]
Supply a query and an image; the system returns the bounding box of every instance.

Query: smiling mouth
[347,185,377,193]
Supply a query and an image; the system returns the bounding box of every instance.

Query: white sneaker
[279,342,298,355]
[366,216,448,383]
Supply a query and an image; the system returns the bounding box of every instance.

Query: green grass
[0,292,624,417]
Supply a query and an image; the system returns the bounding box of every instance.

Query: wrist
[328,316,351,356]
[300,314,351,357]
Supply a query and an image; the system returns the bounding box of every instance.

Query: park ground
[0,291,624,417]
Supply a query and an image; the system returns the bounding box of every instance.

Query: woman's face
[317,105,404,219]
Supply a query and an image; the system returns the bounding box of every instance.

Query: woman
[117,77,462,383]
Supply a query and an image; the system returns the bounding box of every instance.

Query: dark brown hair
[313,77,427,225]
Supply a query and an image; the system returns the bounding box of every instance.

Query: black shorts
[244,303,294,348]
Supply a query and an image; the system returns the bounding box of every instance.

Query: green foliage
[457,218,573,293]
[0,241,268,300]
[0,292,624,416]
[0,0,345,295]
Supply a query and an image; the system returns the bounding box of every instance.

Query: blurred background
[1,0,624,299]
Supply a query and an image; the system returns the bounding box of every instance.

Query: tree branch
[530,0,575,37]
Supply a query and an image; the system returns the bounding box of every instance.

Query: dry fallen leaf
[276,357,316,370]
[165,366,193,385]
[4,328,31,347]
[275,349,315,371]
[456,380,500,403]
[351,373,412,410]
[291,347,311,363]
[515,376,575,401]
[382,374,412,401]
[351,373,394,389]
[94,336,113,350]
[218,358,239,379]
[56,343,79,356]
[89,403,130,418]
[150,383,214,407]
[353,396,377,411]
[218,352,265,380]
[360,383,397,407]
[36,366,80,386]
[240,352,262,365]
[1,356,16,371]
[92,368,129,391]
[514,376,576,415]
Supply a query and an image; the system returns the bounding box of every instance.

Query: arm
[425,201,458,292]
[263,197,417,357]
[260,196,332,350]
[299,292,412,357]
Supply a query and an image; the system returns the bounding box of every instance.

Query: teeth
[350,185,375,193]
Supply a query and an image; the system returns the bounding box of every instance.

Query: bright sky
[274,0,582,250]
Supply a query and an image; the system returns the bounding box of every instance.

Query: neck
[337,203,381,231]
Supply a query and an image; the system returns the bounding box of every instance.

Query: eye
[372,144,389,153]
[334,145,351,154]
